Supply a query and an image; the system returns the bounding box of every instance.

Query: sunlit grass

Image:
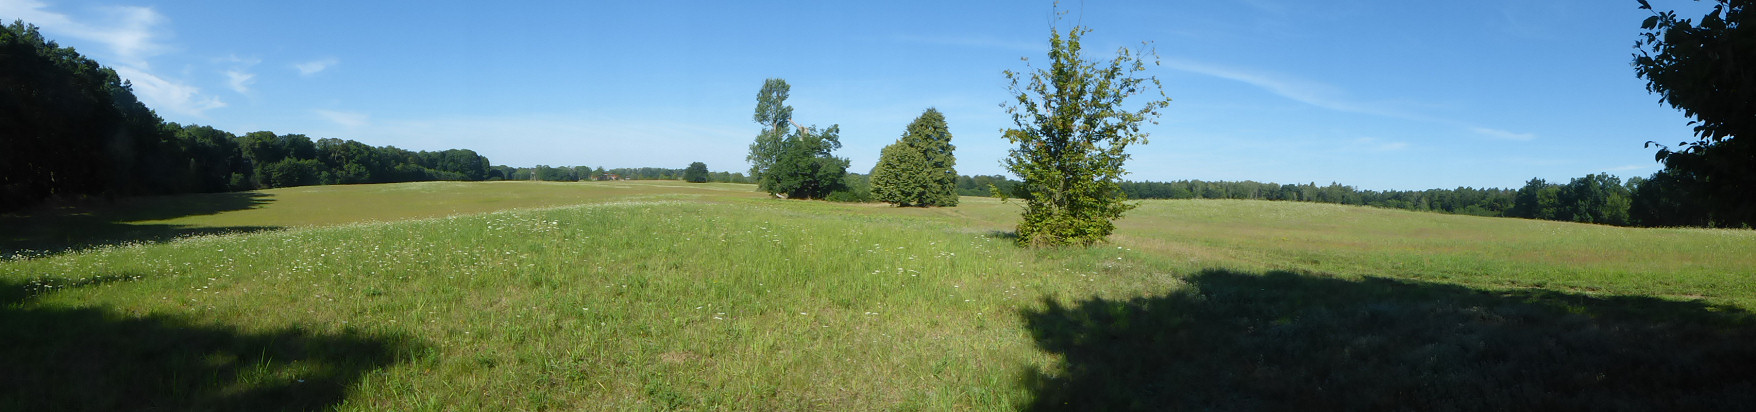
[3,181,1753,409]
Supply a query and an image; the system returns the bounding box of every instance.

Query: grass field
[4,181,1754,410]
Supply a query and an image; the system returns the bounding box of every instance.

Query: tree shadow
[0,277,423,411]
[1018,269,1756,411]
[0,191,279,259]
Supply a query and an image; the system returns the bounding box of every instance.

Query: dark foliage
[683,162,710,183]
[0,21,494,212]
[1634,0,1756,227]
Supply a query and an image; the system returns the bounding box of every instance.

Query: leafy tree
[871,108,959,207]
[763,125,849,199]
[684,162,710,183]
[1634,0,1756,226]
[1000,22,1171,247]
[747,79,793,186]
[744,79,848,199]
[1,20,169,210]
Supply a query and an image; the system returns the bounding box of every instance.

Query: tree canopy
[871,108,959,207]
[684,162,709,183]
[0,20,494,211]
[745,79,849,200]
[1634,0,1756,227]
[1000,22,1171,247]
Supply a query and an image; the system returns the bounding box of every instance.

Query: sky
[1,0,1718,191]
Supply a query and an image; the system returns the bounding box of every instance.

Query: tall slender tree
[1000,20,1171,247]
[747,79,793,189]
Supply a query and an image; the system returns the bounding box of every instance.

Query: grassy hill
[3,181,1754,410]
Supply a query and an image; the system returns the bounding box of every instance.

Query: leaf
[1642,15,1660,30]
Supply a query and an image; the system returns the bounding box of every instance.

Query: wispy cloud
[1351,137,1409,152]
[894,34,1040,53]
[295,58,339,76]
[224,70,254,94]
[2,1,231,116]
[1166,57,1538,142]
[114,66,226,116]
[1470,127,1536,141]
[314,109,369,128]
[1163,58,1415,119]
[0,0,168,67]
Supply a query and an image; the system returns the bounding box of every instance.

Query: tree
[684,162,709,183]
[745,79,848,199]
[762,125,849,199]
[1634,0,1756,226]
[871,108,959,207]
[747,79,792,186]
[999,21,1172,247]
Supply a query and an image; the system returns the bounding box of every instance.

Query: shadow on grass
[0,191,279,259]
[0,278,423,411]
[1018,269,1756,411]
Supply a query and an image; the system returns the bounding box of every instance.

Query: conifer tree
[871,108,958,207]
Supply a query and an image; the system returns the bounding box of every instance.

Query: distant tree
[763,124,849,199]
[871,108,959,207]
[744,79,848,199]
[684,162,710,183]
[747,79,793,186]
[1558,173,1632,225]
[1634,0,1756,226]
[1000,21,1171,247]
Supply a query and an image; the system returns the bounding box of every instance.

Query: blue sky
[1,0,1713,190]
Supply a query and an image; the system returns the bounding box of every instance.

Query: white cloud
[0,0,168,68]
[1470,127,1536,141]
[295,58,339,76]
[314,109,369,128]
[3,1,232,117]
[113,66,226,116]
[224,70,254,94]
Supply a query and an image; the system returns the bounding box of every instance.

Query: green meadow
[4,181,1754,410]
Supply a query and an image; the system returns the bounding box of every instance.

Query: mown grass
[3,181,1754,410]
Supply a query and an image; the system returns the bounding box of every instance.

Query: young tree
[999,22,1172,247]
[1634,0,1756,226]
[684,162,710,183]
[871,108,959,207]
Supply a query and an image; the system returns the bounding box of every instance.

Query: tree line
[2,21,492,211]
[489,165,749,183]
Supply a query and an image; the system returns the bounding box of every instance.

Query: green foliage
[0,20,493,207]
[747,79,791,184]
[1,20,169,210]
[871,109,959,207]
[1000,23,1171,247]
[762,126,849,199]
[746,79,848,199]
[1634,0,1756,227]
[683,162,709,183]
[826,173,872,203]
